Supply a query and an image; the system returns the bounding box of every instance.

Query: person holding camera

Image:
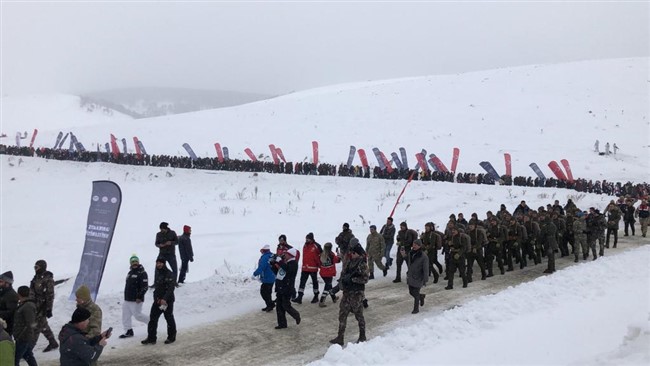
[142,257,176,345]
[58,307,110,366]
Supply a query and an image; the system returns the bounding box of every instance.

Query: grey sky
[1,1,648,95]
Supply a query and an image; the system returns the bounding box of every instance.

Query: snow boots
[311,292,319,304]
[292,293,304,304]
[119,329,134,338]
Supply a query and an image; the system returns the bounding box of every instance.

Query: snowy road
[42,236,647,366]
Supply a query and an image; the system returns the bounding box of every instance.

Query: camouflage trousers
[597,231,606,255]
[573,234,585,260]
[367,251,386,275]
[35,312,56,344]
[337,290,365,336]
[639,218,649,236]
[587,236,598,259]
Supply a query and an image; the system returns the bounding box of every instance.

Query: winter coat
[380,223,396,245]
[448,234,468,257]
[253,251,276,284]
[319,252,339,278]
[13,299,38,343]
[301,241,323,272]
[340,256,369,292]
[607,208,622,229]
[58,323,104,366]
[0,285,18,334]
[485,224,506,244]
[276,243,300,262]
[178,233,194,261]
[396,229,418,249]
[573,217,587,239]
[124,264,148,302]
[30,270,55,315]
[637,204,650,219]
[77,300,102,339]
[406,249,429,288]
[0,328,13,366]
[524,221,541,243]
[624,205,636,222]
[152,266,175,303]
[506,222,528,244]
[513,204,530,217]
[420,230,442,253]
[274,259,298,296]
[468,227,488,251]
[365,231,385,258]
[335,229,354,255]
[540,220,559,250]
[155,229,178,255]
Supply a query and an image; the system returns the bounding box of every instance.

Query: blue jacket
[253,252,276,284]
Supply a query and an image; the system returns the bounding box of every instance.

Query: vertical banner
[451,147,460,173]
[133,137,142,159]
[399,147,409,168]
[104,143,111,153]
[69,181,122,301]
[137,140,148,155]
[110,134,120,158]
[415,149,427,170]
[379,151,394,173]
[504,153,512,177]
[58,133,70,149]
[53,131,63,149]
[182,143,198,161]
[69,133,76,152]
[244,148,258,161]
[430,154,449,172]
[372,148,386,170]
[29,129,38,148]
[269,144,280,164]
[479,161,501,180]
[548,161,568,181]
[275,148,287,163]
[358,149,369,169]
[214,143,224,163]
[222,147,230,160]
[415,153,428,171]
[427,155,440,172]
[346,146,356,168]
[560,159,574,183]
[121,138,128,154]
[390,152,403,170]
[529,163,546,181]
[312,141,319,165]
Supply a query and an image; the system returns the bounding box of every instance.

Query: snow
[1,58,649,364]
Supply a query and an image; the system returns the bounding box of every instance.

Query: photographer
[59,308,110,366]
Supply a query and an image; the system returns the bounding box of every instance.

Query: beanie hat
[156,256,166,264]
[129,254,140,264]
[71,307,91,324]
[0,271,13,284]
[35,259,47,271]
[75,285,91,302]
[349,237,360,247]
[369,225,377,230]
[343,223,349,229]
[183,225,191,234]
[306,232,314,241]
[159,222,169,230]
[413,239,423,247]
[260,244,271,252]
[351,245,366,256]
[400,221,407,228]
[287,248,298,257]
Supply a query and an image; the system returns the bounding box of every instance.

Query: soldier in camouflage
[420,222,442,283]
[540,214,558,274]
[504,216,527,271]
[466,222,487,282]
[445,227,468,290]
[30,259,59,352]
[605,202,622,248]
[522,215,541,265]
[484,218,506,277]
[365,225,387,279]
[573,211,588,261]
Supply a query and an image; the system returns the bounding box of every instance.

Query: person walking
[365,225,387,279]
[379,217,396,269]
[58,308,110,366]
[420,223,442,283]
[636,199,649,237]
[335,223,354,263]
[253,245,276,312]
[293,233,322,304]
[445,227,469,290]
[317,243,339,307]
[141,257,176,345]
[155,222,179,283]
[74,286,102,340]
[623,200,636,236]
[30,260,58,352]
[119,254,149,338]
[272,248,301,329]
[0,271,18,336]
[177,225,194,284]
[14,285,38,366]
[393,222,417,283]
[406,239,429,314]
[540,214,559,273]
[605,202,622,248]
[329,245,369,345]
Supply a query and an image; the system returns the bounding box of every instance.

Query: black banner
[69,181,122,301]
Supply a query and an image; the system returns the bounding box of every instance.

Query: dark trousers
[178,258,190,283]
[147,301,176,341]
[408,285,421,311]
[624,220,635,235]
[427,250,443,280]
[606,228,618,247]
[505,241,522,270]
[466,251,486,280]
[260,283,274,308]
[160,253,178,283]
[321,277,333,296]
[297,271,319,294]
[276,293,300,327]
[395,246,410,280]
[547,247,556,272]
[15,341,37,366]
[447,254,467,288]
[485,242,504,275]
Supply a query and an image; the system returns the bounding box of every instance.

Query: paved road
[44,235,647,366]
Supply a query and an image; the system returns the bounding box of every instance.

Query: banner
[121,138,128,154]
[54,132,63,149]
[69,181,122,301]
[346,146,356,168]
[222,147,230,160]
[214,143,224,163]
[358,149,369,169]
[529,163,546,181]
[269,144,280,164]
[59,132,70,149]
[415,153,428,171]
[548,161,567,181]
[137,140,148,155]
[105,143,110,153]
[312,141,319,165]
[76,142,86,152]
[110,134,120,158]
[427,155,440,172]
[29,129,38,148]
[560,159,574,183]
[372,148,386,170]
[451,147,460,173]
[391,152,403,170]
[276,148,287,163]
[182,143,198,161]
[69,133,77,152]
[430,154,449,172]
[399,147,409,169]
[244,148,258,161]
[504,153,512,177]
[15,132,21,147]
[415,149,427,170]
[133,137,142,159]
[379,151,394,173]
[479,161,501,181]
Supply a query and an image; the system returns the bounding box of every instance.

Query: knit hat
[129,254,139,264]
[278,234,287,242]
[35,259,47,271]
[286,248,298,257]
[0,271,13,284]
[156,256,166,264]
[183,225,191,234]
[306,232,314,241]
[413,239,423,247]
[260,244,271,252]
[343,223,349,229]
[369,225,377,230]
[71,308,91,324]
[75,285,91,302]
[159,222,169,230]
[349,237,360,247]
[351,245,366,256]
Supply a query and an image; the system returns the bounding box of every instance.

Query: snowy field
[1,57,649,364]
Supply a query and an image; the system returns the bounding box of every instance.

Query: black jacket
[178,233,194,261]
[58,323,104,366]
[124,265,148,302]
[153,266,175,303]
[155,229,178,255]
[0,285,18,334]
[274,259,298,296]
[13,299,37,343]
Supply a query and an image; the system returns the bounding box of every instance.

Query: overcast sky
[1,1,648,96]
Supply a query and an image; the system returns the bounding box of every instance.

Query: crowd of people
[2,144,649,199]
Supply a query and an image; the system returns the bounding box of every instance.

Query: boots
[119,329,134,338]
[412,299,420,314]
[329,334,344,346]
[319,296,327,308]
[357,329,367,343]
[43,340,59,352]
[383,267,388,277]
[419,294,425,306]
[292,292,303,304]
[311,292,319,304]
[331,294,338,303]
[369,273,375,280]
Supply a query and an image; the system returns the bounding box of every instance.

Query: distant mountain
[81,87,273,118]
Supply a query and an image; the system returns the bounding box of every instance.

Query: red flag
[276,148,287,163]
[379,151,394,173]
[269,144,280,164]
[312,141,319,165]
[560,159,574,183]
[29,129,38,148]
[110,134,120,158]
[431,156,448,172]
[548,161,568,181]
[358,149,369,169]
[244,148,258,162]
[214,143,224,163]
[504,153,512,177]
[451,147,460,173]
[415,153,428,171]
[389,171,416,218]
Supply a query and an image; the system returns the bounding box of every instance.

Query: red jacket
[301,241,322,272]
[319,252,339,277]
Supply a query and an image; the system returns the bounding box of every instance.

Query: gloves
[46,310,53,318]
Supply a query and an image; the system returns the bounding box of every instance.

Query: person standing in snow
[380,217,396,269]
[365,225,387,279]
[335,223,354,264]
[623,199,636,236]
[30,259,59,352]
[420,222,441,283]
[393,222,417,283]
[272,248,300,329]
[253,245,276,312]
[74,285,103,339]
[155,222,179,283]
[293,233,322,304]
[119,254,149,338]
[540,214,558,273]
[13,286,38,366]
[406,239,428,314]
[178,225,194,284]
[605,202,622,248]
[613,143,619,154]
[0,271,18,336]
[142,257,176,345]
[317,243,339,307]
